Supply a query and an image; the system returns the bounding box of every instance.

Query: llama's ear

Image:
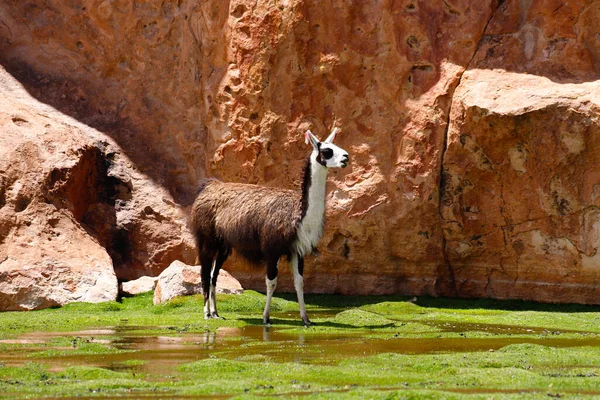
[305,130,320,149]
[324,127,339,143]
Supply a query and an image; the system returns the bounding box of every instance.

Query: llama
[191,127,349,326]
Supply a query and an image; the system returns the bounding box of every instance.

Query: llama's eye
[321,148,333,160]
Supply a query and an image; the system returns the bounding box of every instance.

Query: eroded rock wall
[1,0,599,305]
[208,1,499,296]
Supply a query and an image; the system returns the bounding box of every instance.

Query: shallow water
[419,320,589,335]
[3,317,600,377]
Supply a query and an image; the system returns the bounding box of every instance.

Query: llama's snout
[341,153,349,168]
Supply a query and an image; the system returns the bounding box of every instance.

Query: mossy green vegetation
[1,291,600,399]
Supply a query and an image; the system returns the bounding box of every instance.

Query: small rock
[121,276,158,296]
[153,260,242,305]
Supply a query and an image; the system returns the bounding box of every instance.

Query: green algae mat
[1,291,600,399]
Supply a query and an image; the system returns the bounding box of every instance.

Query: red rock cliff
[0,0,599,308]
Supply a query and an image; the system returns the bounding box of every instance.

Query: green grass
[1,291,600,399]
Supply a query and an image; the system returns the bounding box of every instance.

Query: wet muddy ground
[1,292,600,398]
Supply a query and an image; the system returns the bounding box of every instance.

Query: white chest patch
[293,159,327,257]
[294,201,325,257]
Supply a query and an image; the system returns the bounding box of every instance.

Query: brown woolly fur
[191,176,304,264]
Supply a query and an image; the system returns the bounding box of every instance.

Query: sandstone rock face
[0,0,498,297]
[121,276,158,296]
[153,260,243,305]
[1,0,599,305]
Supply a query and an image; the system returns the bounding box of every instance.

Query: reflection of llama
[191,128,349,326]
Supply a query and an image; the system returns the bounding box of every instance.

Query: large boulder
[0,69,118,310]
[0,200,118,311]
[0,66,195,311]
[442,69,600,303]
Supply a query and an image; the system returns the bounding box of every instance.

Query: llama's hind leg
[209,247,230,319]
[262,257,279,325]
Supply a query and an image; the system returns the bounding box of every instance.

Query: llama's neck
[295,152,328,256]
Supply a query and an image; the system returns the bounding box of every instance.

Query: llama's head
[305,128,349,169]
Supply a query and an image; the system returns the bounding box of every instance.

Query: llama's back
[192,179,302,259]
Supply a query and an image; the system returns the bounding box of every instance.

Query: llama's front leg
[263,258,278,325]
[208,261,220,319]
[291,253,311,326]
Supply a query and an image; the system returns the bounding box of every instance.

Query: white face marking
[319,142,349,169]
[305,128,349,169]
